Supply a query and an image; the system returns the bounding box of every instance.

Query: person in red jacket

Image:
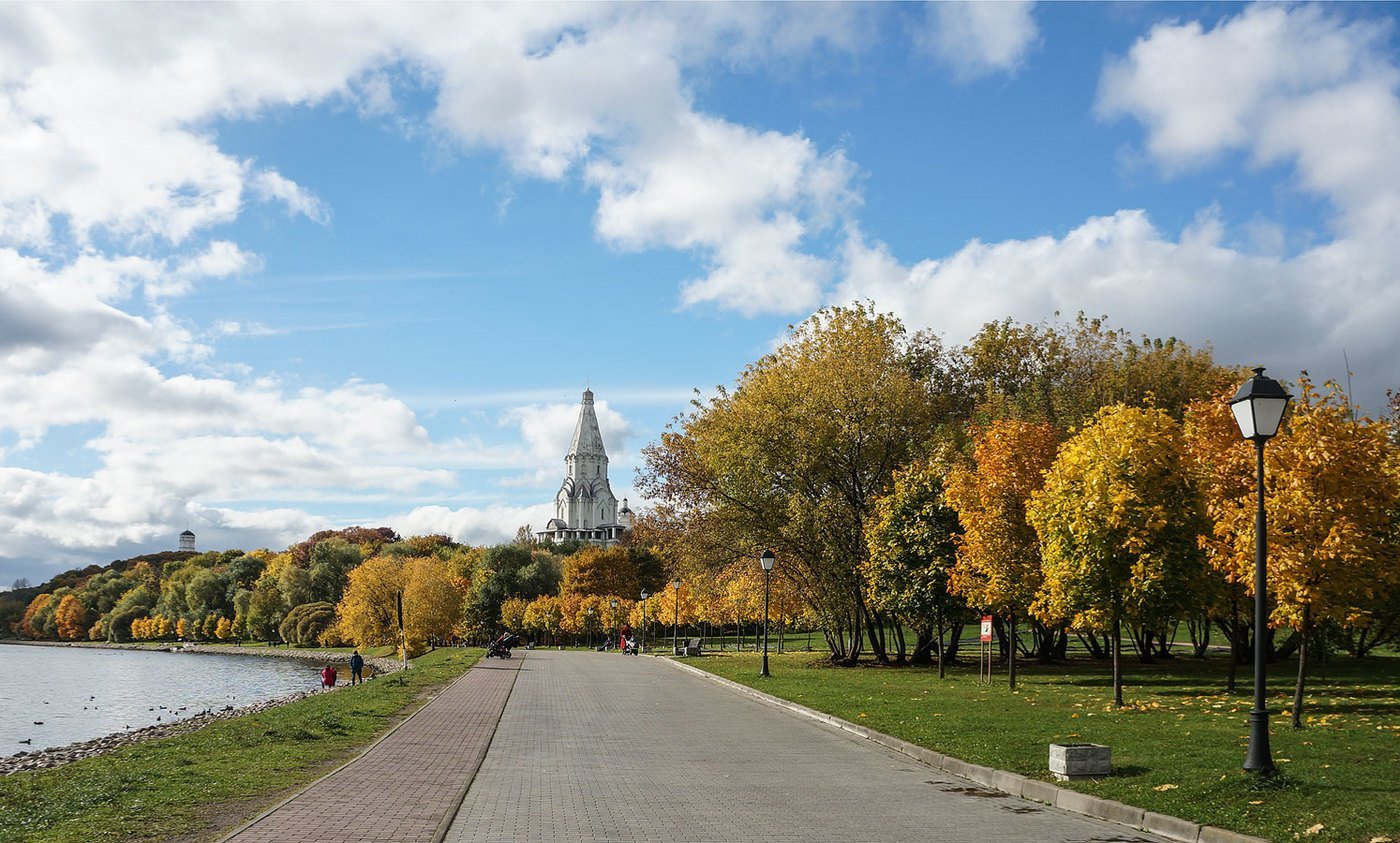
[320,664,337,688]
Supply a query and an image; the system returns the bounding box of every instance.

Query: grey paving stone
[444,650,1176,842]
[222,656,520,843]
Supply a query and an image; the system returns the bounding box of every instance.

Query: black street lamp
[672,577,682,655]
[609,598,618,651]
[640,590,649,653]
[586,607,595,650]
[759,550,775,677]
[1229,366,1292,776]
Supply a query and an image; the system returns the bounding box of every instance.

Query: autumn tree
[944,420,1059,688]
[500,596,530,633]
[638,303,946,663]
[1206,378,1400,726]
[862,453,964,674]
[1028,405,1207,706]
[403,557,465,652]
[336,555,404,652]
[54,594,89,641]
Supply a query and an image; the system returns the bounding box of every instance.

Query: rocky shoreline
[0,640,402,776]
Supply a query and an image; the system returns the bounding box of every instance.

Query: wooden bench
[673,637,703,657]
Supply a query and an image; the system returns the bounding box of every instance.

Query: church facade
[537,388,633,546]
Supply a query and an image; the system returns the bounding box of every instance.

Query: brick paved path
[444,649,1170,843]
[224,655,521,843]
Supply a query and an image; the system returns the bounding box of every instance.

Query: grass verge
[688,651,1399,843]
[0,646,480,843]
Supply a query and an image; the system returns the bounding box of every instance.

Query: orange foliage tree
[54,594,89,641]
[944,421,1059,688]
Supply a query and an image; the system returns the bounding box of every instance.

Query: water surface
[0,645,322,753]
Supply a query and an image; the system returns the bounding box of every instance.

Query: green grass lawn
[0,647,480,843]
[688,651,1399,843]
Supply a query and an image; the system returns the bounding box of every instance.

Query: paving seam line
[430,652,525,843]
[216,654,492,843]
[656,655,1269,843]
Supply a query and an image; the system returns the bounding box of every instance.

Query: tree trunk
[1008,613,1018,691]
[1112,606,1124,708]
[944,623,965,664]
[935,605,945,679]
[911,626,935,666]
[1292,604,1310,729]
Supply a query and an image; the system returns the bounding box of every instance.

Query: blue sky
[3,2,1399,585]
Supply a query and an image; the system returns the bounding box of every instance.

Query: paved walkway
[223,656,521,843]
[444,649,1170,843]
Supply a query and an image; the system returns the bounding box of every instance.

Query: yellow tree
[523,595,564,645]
[54,594,89,641]
[215,616,234,640]
[637,303,946,664]
[336,555,403,652]
[944,420,1059,687]
[1185,389,1264,689]
[1028,405,1207,707]
[1205,378,1400,726]
[862,453,963,675]
[403,557,465,655]
[499,596,529,633]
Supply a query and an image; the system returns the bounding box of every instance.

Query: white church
[537,388,633,546]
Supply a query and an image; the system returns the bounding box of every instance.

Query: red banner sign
[980,615,993,642]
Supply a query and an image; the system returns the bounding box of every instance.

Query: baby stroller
[622,635,640,656]
[486,632,518,659]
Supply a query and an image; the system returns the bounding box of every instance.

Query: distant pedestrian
[320,664,337,688]
[349,651,365,685]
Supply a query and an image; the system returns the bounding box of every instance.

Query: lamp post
[640,590,649,653]
[759,550,775,677]
[672,577,682,654]
[1229,366,1292,776]
[586,607,595,650]
[609,598,618,651]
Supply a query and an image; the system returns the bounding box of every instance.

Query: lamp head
[760,549,775,572]
[1229,367,1292,441]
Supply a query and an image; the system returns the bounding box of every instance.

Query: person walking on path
[350,651,365,684]
[320,664,337,689]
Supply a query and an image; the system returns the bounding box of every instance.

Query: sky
[3,2,1400,586]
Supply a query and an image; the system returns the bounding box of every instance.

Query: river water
[0,645,321,754]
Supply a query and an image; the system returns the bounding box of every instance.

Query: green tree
[862,453,964,675]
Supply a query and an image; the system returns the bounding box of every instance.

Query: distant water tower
[179,529,196,552]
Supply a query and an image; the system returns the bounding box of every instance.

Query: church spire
[568,388,608,460]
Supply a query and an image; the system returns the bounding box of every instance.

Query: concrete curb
[658,656,1270,843]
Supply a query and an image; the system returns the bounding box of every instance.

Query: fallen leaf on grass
[1249,800,1264,805]
[1367,836,1393,843]
[1304,823,1325,835]
[1153,784,1178,791]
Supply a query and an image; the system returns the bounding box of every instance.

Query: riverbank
[0,647,481,843]
[0,640,402,775]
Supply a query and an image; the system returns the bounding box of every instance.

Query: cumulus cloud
[914,1,1039,81]
[841,5,1400,410]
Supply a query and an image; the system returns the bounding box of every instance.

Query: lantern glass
[760,550,775,572]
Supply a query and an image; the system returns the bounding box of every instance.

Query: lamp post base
[1243,708,1275,775]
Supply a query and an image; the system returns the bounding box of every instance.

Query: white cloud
[915,1,1039,81]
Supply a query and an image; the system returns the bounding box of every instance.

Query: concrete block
[915,747,946,769]
[1198,826,1271,843]
[1049,742,1111,779]
[990,770,1027,798]
[1019,777,1061,805]
[1142,811,1203,843]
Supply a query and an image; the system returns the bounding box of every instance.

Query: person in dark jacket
[349,651,365,684]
